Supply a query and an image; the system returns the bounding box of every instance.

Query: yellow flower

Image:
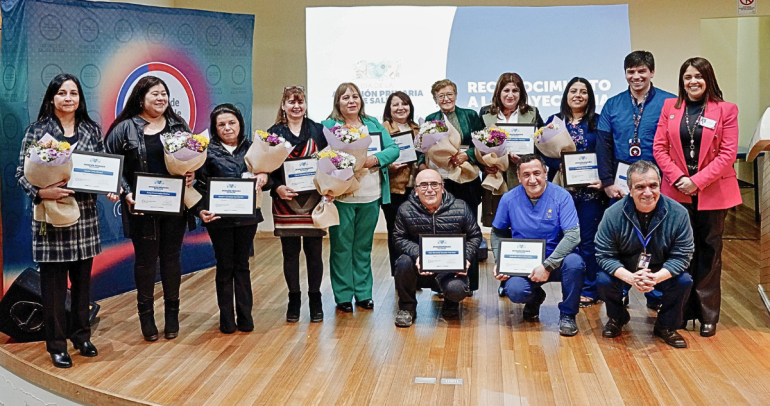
[56,141,71,151]
[315,150,339,160]
[255,130,270,140]
[192,134,209,148]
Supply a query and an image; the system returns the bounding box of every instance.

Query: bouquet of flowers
[161,130,210,208]
[415,118,478,184]
[322,124,371,173]
[471,126,510,195]
[534,117,576,187]
[311,149,361,229]
[244,130,295,209]
[23,134,80,227]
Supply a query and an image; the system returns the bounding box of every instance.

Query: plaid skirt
[31,192,101,263]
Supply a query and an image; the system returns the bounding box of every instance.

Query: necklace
[683,104,705,159]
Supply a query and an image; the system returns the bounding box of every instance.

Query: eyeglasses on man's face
[417,182,443,191]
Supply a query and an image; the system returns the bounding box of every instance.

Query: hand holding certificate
[561,151,600,187]
[496,123,536,155]
[207,178,257,217]
[67,151,124,194]
[391,131,418,164]
[497,239,546,276]
[614,161,631,195]
[419,235,466,273]
[133,173,185,215]
[283,157,318,193]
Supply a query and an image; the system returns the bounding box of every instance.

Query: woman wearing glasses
[423,79,485,291]
[268,86,328,323]
[321,82,400,312]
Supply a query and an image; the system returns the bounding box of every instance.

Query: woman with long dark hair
[105,76,195,341]
[16,73,119,368]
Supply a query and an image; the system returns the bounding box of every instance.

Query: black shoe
[700,323,717,337]
[559,314,579,337]
[622,294,629,307]
[653,326,687,348]
[76,341,98,357]
[602,312,630,338]
[137,300,159,342]
[442,301,460,319]
[646,302,662,312]
[395,310,416,328]
[309,292,324,323]
[237,322,254,333]
[220,324,237,334]
[336,302,353,313]
[51,352,72,369]
[522,287,546,321]
[498,281,506,298]
[287,292,301,323]
[355,299,374,310]
[164,299,180,340]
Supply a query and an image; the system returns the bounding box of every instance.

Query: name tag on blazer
[699,117,717,129]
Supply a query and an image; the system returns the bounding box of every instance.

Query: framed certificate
[208,178,256,217]
[614,160,631,195]
[497,239,546,276]
[496,123,536,155]
[66,151,124,194]
[367,132,383,156]
[283,157,318,193]
[391,131,418,164]
[561,151,600,187]
[419,234,466,273]
[133,173,185,215]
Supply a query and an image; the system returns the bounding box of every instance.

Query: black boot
[137,300,158,341]
[287,292,301,323]
[164,299,180,340]
[309,292,323,323]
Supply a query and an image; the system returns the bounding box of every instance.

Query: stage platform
[2,205,770,405]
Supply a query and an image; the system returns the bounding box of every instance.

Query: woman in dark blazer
[194,104,264,334]
[653,57,740,337]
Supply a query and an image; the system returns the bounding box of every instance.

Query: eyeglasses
[417,182,443,191]
[284,86,305,94]
[436,92,455,101]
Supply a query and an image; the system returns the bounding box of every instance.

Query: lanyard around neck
[630,90,650,143]
[633,226,652,254]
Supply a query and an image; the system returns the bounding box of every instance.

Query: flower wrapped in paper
[310,150,360,229]
[472,126,510,195]
[23,134,80,227]
[415,119,478,184]
[244,130,295,209]
[534,116,576,187]
[162,130,210,208]
[322,124,371,177]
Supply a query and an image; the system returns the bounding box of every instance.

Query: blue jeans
[575,199,606,299]
[503,253,585,316]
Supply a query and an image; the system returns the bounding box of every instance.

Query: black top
[636,209,654,235]
[53,127,79,145]
[679,98,706,176]
[144,122,171,175]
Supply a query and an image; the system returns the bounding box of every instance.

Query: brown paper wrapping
[310,169,360,229]
[423,121,479,184]
[244,140,292,210]
[24,159,80,227]
[164,151,207,209]
[475,149,509,195]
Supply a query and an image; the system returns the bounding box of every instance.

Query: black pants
[208,224,258,329]
[442,178,481,291]
[131,215,187,304]
[381,191,411,276]
[394,254,469,311]
[682,197,727,324]
[39,259,93,354]
[281,236,323,293]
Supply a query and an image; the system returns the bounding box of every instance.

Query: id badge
[637,253,651,269]
[629,140,642,157]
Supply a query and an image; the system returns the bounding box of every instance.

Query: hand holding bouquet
[311,149,360,229]
[162,130,210,208]
[244,130,295,209]
[533,117,576,187]
[415,119,478,184]
[472,126,510,195]
[322,124,371,174]
[23,134,80,227]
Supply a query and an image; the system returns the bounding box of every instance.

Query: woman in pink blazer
[653,57,740,338]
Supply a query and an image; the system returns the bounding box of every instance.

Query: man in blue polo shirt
[491,154,585,336]
[596,50,676,310]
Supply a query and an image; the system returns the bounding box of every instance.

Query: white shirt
[497,110,519,123]
[223,144,237,154]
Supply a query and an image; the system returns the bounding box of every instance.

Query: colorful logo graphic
[116,62,197,129]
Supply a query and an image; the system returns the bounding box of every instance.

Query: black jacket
[393,190,482,262]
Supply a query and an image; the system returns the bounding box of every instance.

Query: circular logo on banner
[232,65,246,85]
[40,64,63,87]
[39,14,62,41]
[79,18,99,42]
[3,114,20,140]
[232,27,246,47]
[146,23,165,44]
[80,64,101,88]
[3,65,16,90]
[178,24,194,45]
[206,65,221,85]
[116,62,197,129]
[114,19,133,43]
[206,25,222,46]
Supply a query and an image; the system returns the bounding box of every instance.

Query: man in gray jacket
[595,160,694,348]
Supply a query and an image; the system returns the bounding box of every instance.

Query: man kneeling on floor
[392,169,482,327]
[595,160,694,348]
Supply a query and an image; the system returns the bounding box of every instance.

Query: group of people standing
[15,49,740,368]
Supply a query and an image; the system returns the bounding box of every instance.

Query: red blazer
[652,98,741,211]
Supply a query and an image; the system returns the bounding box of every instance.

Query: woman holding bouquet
[542,77,607,307]
[16,73,119,368]
[381,91,420,275]
[267,86,328,323]
[105,76,195,341]
[193,104,263,333]
[321,82,400,312]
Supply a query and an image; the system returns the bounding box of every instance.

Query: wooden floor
[2,205,770,406]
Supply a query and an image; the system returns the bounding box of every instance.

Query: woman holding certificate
[267,86,328,323]
[542,77,607,307]
[321,82,400,312]
[105,76,195,342]
[16,73,119,368]
[193,104,262,333]
[653,57,740,337]
[381,91,420,275]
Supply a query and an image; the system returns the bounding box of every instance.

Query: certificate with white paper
[391,131,418,164]
[283,157,318,193]
[67,151,124,194]
[614,161,631,195]
[208,178,256,217]
[367,132,382,156]
[496,123,536,155]
[420,234,466,273]
[133,173,185,215]
[497,239,546,276]
[562,151,600,187]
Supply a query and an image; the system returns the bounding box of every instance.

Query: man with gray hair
[595,160,694,348]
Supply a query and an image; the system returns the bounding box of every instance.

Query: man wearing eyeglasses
[491,154,585,336]
[392,169,482,327]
